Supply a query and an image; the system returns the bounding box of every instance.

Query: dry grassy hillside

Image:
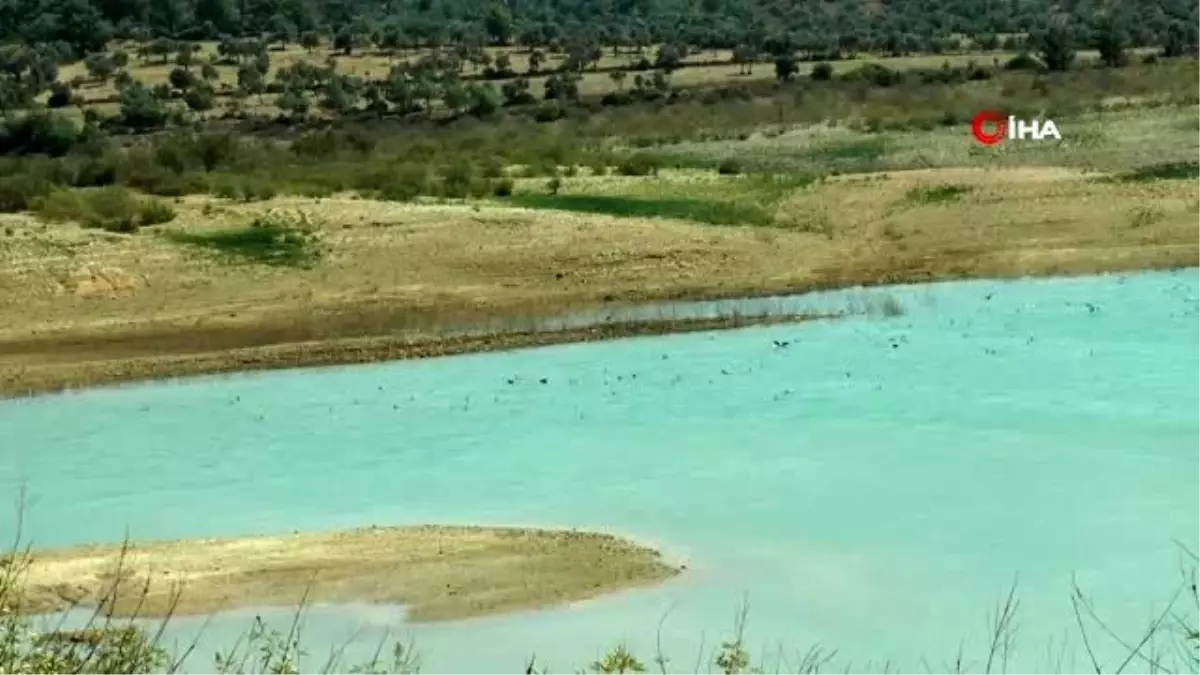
[0,162,1194,395]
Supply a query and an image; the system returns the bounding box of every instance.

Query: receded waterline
[4,268,1198,673]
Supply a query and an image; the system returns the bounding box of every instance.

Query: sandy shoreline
[2,257,1194,399]
[0,312,828,398]
[1,164,1195,399]
[3,258,1197,399]
[9,525,682,621]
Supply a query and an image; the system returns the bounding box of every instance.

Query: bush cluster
[30,186,176,232]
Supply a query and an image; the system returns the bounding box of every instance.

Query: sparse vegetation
[717,158,743,175]
[29,186,175,232]
[905,184,973,204]
[507,193,773,226]
[1129,205,1166,229]
[1115,160,1200,182]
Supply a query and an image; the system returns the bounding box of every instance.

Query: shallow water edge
[7,264,1193,399]
[0,312,832,399]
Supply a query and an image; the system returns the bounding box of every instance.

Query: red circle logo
[971,110,1007,146]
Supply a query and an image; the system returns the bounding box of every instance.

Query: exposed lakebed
[2,269,1197,672]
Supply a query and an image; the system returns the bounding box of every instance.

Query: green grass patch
[807,137,893,169]
[162,212,323,268]
[905,183,973,204]
[741,173,822,200]
[1115,160,1200,182]
[506,193,774,226]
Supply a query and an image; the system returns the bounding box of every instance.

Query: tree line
[0,0,1196,62]
[0,0,1197,141]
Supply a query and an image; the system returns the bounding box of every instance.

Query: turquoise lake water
[2,269,1198,673]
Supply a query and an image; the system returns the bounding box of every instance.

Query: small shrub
[438,162,475,199]
[533,101,563,122]
[811,62,834,81]
[0,113,81,156]
[381,165,430,202]
[31,186,149,233]
[468,177,493,199]
[137,199,177,226]
[616,154,661,177]
[905,184,972,204]
[717,158,743,175]
[1003,52,1046,72]
[492,177,514,197]
[240,180,278,202]
[212,180,240,200]
[593,644,646,674]
[847,63,901,87]
[1117,161,1199,182]
[1128,205,1165,229]
[481,156,505,179]
[810,137,891,167]
[0,174,55,213]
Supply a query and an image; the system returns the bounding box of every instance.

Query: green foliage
[377,165,430,202]
[773,55,798,82]
[0,0,1191,67]
[164,211,323,267]
[811,62,834,81]
[533,101,564,122]
[137,197,178,225]
[808,137,891,165]
[47,82,73,108]
[492,177,514,197]
[615,154,661,177]
[117,82,168,130]
[1032,23,1076,72]
[905,183,972,204]
[1116,160,1200,182]
[0,174,54,212]
[184,83,216,112]
[30,186,175,232]
[592,644,645,674]
[437,161,476,198]
[716,158,742,175]
[0,113,81,156]
[276,88,311,118]
[1,623,168,674]
[1094,15,1130,68]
